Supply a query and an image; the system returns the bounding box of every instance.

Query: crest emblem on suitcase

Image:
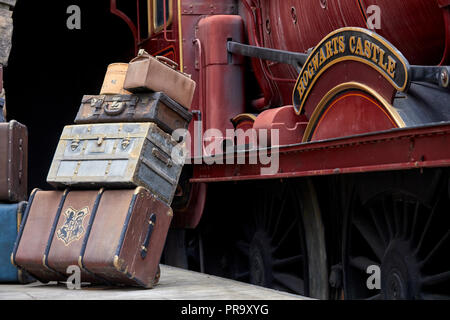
[57,207,90,246]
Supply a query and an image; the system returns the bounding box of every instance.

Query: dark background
[4,0,135,192]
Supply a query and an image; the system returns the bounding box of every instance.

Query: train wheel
[229,179,329,299]
[342,170,450,299]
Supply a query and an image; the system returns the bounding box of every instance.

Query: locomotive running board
[191,122,450,183]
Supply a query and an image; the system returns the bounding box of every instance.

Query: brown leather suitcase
[80,187,171,287]
[12,187,172,288]
[0,120,28,202]
[11,189,68,282]
[74,92,193,134]
[124,50,196,110]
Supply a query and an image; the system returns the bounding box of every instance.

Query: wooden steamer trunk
[47,122,184,205]
[12,187,172,288]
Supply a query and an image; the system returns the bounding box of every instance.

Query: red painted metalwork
[301,61,397,121]
[107,0,450,229]
[110,0,140,55]
[171,182,207,229]
[191,123,450,183]
[197,15,246,154]
[439,3,450,65]
[253,106,308,146]
[249,0,447,107]
[308,91,397,142]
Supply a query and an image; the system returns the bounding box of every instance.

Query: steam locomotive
[70,0,450,299]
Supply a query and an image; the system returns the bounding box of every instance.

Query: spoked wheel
[343,170,450,300]
[228,179,329,299]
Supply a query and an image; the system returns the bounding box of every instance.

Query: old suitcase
[0,201,33,283]
[124,50,196,110]
[74,92,193,134]
[0,120,28,202]
[11,189,69,282]
[100,63,131,95]
[47,122,184,204]
[46,189,105,284]
[12,187,172,288]
[80,187,171,288]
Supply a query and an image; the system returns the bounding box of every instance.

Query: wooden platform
[0,265,308,300]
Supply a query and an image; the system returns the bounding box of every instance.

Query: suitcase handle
[155,56,193,78]
[152,148,173,167]
[155,56,179,70]
[18,138,23,184]
[141,213,157,259]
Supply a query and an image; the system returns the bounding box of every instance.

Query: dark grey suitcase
[46,122,185,204]
[74,92,193,135]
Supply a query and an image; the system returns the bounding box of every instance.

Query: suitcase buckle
[70,139,80,151]
[97,136,104,146]
[104,100,126,116]
[121,137,131,150]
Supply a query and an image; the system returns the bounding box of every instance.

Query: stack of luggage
[11,50,195,288]
[0,117,32,284]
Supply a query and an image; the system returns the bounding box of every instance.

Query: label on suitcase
[74,92,193,134]
[47,122,184,204]
[0,120,28,202]
[124,50,196,110]
[13,188,172,288]
[0,201,33,283]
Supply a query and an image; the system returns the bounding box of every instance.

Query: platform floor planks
[0,265,309,300]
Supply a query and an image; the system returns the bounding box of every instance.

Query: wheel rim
[343,172,450,300]
[229,180,328,298]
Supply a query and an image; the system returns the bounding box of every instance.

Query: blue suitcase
[0,201,33,283]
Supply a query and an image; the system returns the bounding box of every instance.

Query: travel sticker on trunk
[57,207,90,246]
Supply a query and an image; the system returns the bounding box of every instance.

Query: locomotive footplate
[191,122,450,183]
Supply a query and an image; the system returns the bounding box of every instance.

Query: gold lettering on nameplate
[293,27,410,114]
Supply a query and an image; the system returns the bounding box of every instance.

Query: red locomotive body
[13,0,444,299]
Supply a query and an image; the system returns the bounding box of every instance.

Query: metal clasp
[121,137,131,150]
[70,139,80,151]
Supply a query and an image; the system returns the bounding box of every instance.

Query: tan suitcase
[100,63,131,95]
[124,50,196,110]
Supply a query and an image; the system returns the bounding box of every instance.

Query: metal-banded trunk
[12,187,172,288]
[47,122,184,204]
[74,92,193,135]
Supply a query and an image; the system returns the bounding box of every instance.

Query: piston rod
[227,41,308,72]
